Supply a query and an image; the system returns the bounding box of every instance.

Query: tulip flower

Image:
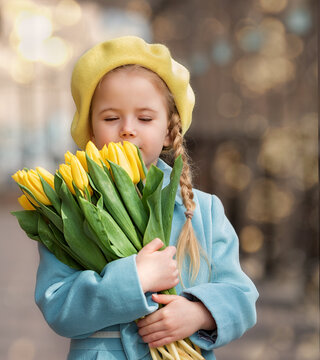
[36,167,55,189]
[86,141,103,167]
[13,169,51,205]
[108,142,135,182]
[70,155,92,196]
[18,194,36,210]
[23,170,52,205]
[59,164,75,195]
[12,169,27,184]
[64,151,74,165]
[99,144,110,169]
[123,141,145,182]
[76,150,88,172]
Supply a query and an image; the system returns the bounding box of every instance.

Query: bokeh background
[0,0,318,359]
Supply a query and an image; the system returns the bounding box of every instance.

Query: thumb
[152,293,179,305]
[140,238,164,255]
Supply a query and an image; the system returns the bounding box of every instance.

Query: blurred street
[1,195,318,360]
[0,1,318,359]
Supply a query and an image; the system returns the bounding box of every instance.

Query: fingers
[163,245,176,257]
[140,238,164,254]
[152,294,179,305]
[137,309,162,328]
[141,331,175,348]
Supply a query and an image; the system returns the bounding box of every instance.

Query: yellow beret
[71,36,195,149]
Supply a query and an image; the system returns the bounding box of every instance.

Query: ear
[163,127,172,147]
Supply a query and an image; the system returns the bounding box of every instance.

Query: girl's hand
[136,238,179,293]
[137,294,217,348]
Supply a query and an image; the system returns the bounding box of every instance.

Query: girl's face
[90,70,171,168]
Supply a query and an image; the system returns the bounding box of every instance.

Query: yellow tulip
[76,150,88,172]
[36,167,55,189]
[23,170,51,205]
[64,151,74,165]
[123,141,145,181]
[99,144,110,169]
[122,141,141,183]
[86,141,103,167]
[12,170,40,206]
[12,169,27,185]
[107,142,118,163]
[107,142,135,181]
[18,194,36,210]
[59,164,75,195]
[70,155,92,195]
[117,143,135,182]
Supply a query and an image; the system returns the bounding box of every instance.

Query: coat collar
[156,158,183,206]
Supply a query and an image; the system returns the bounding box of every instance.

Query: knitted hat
[71,36,195,149]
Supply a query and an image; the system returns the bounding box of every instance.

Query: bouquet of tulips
[12,140,204,360]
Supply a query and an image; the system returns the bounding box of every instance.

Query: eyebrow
[98,107,158,115]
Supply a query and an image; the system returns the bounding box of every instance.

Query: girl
[35,36,258,360]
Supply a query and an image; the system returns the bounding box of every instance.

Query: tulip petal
[76,151,88,172]
[18,194,36,210]
[64,151,74,165]
[59,164,75,195]
[36,167,55,189]
[25,170,51,205]
[86,141,103,167]
[123,141,140,184]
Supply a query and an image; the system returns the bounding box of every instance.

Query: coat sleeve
[34,244,158,338]
[181,195,259,350]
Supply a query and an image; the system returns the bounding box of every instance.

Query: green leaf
[49,223,87,269]
[79,197,137,259]
[141,165,164,212]
[86,155,142,250]
[38,215,83,270]
[136,180,144,196]
[59,181,107,273]
[143,170,165,246]
[18,183,63,232]
[38,173,61,214]
[11,210,40,236]
[27,233,41,241]
[108,161,148,235]
[161,156,183,245]
[72,180,83,199]
[136,146,148,179]
[54,173,63,195]
[96,195,104,209]
[83,219,117,262]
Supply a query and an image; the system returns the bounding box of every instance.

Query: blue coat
[35,159,258,360]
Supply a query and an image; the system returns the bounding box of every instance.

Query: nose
[119,119,137,139]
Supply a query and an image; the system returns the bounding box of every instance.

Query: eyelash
[103,117,152,122]
[104,117,118,121]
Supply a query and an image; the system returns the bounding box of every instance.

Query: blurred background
[0,0,318,359]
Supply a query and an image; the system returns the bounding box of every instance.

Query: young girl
[35,36,258,360]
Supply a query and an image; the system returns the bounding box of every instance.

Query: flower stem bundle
[11,140,204,360]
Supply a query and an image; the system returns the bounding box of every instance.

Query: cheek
[91,122,107,147]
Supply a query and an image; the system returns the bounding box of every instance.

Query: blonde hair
[92,65,205,283]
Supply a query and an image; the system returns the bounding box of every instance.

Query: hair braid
[168,114,201,284]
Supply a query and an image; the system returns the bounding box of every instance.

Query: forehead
[92,68,168,105]
[102,66,167,91]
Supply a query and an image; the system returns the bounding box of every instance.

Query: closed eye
[139,117,152,122]
[104,117,119,121]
